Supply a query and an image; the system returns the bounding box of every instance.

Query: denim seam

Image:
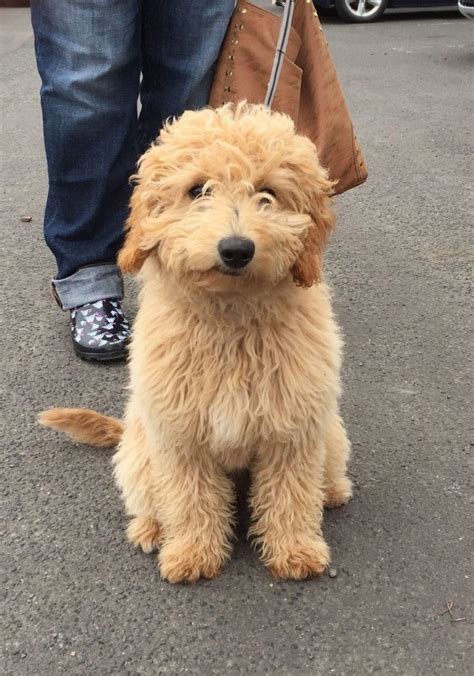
[52,263,124,310]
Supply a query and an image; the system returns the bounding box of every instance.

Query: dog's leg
[113,417,162,553]
[249,439,330,580]
[156,451,235,584]
[323,414,353,509]
[126,516,162,553]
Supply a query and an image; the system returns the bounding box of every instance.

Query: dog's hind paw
[324,478,353,509]
[127,517,162,553]
[266,536,330,580]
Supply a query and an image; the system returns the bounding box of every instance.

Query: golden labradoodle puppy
[41,103,353,583]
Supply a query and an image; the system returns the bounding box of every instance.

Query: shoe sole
[73,345,128,362]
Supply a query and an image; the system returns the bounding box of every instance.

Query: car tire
[334,0,388,22]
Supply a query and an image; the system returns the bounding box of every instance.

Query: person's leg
[31,0,141,309]
[138,0,235,152]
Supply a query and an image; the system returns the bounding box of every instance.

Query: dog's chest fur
[132,281,341,470]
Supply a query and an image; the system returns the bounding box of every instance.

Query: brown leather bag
[209,0,368,195]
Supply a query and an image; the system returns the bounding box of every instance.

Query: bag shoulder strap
[264,0,295,107]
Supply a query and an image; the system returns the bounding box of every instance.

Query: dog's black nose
[218,237,255,269]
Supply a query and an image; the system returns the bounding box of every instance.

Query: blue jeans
[31,0,235,309]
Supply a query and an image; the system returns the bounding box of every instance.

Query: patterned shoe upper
[70,299,130,350]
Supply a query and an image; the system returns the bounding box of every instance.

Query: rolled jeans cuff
[52,263,124,310]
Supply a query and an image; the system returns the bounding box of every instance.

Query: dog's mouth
[215,265,246,277]
[189,266,249,288]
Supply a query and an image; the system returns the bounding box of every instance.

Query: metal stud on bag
[223,2,250,101]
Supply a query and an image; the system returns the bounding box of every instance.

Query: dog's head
[119,104,335,292]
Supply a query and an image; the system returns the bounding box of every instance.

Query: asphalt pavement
[1,7,473,675]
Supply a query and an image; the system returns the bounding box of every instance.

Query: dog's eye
[259,188,276,205]
[189,184,205,199]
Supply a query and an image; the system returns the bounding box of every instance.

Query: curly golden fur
[41,104,352,583]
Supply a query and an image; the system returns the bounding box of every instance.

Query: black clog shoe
[70,299,130,361]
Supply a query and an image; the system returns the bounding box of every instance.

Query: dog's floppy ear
[118,144,167,275]
[288,139,336,288]
[117,207,150,275]
[291,187,335,288]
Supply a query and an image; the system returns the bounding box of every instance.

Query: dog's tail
[39,408,124,448]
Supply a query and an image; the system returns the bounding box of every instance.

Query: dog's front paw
[158,542,226,584]
[266,536,330,580]
[127,516,162,553]
[324,478,353,509]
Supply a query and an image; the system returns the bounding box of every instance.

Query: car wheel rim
[344,0,382,18]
